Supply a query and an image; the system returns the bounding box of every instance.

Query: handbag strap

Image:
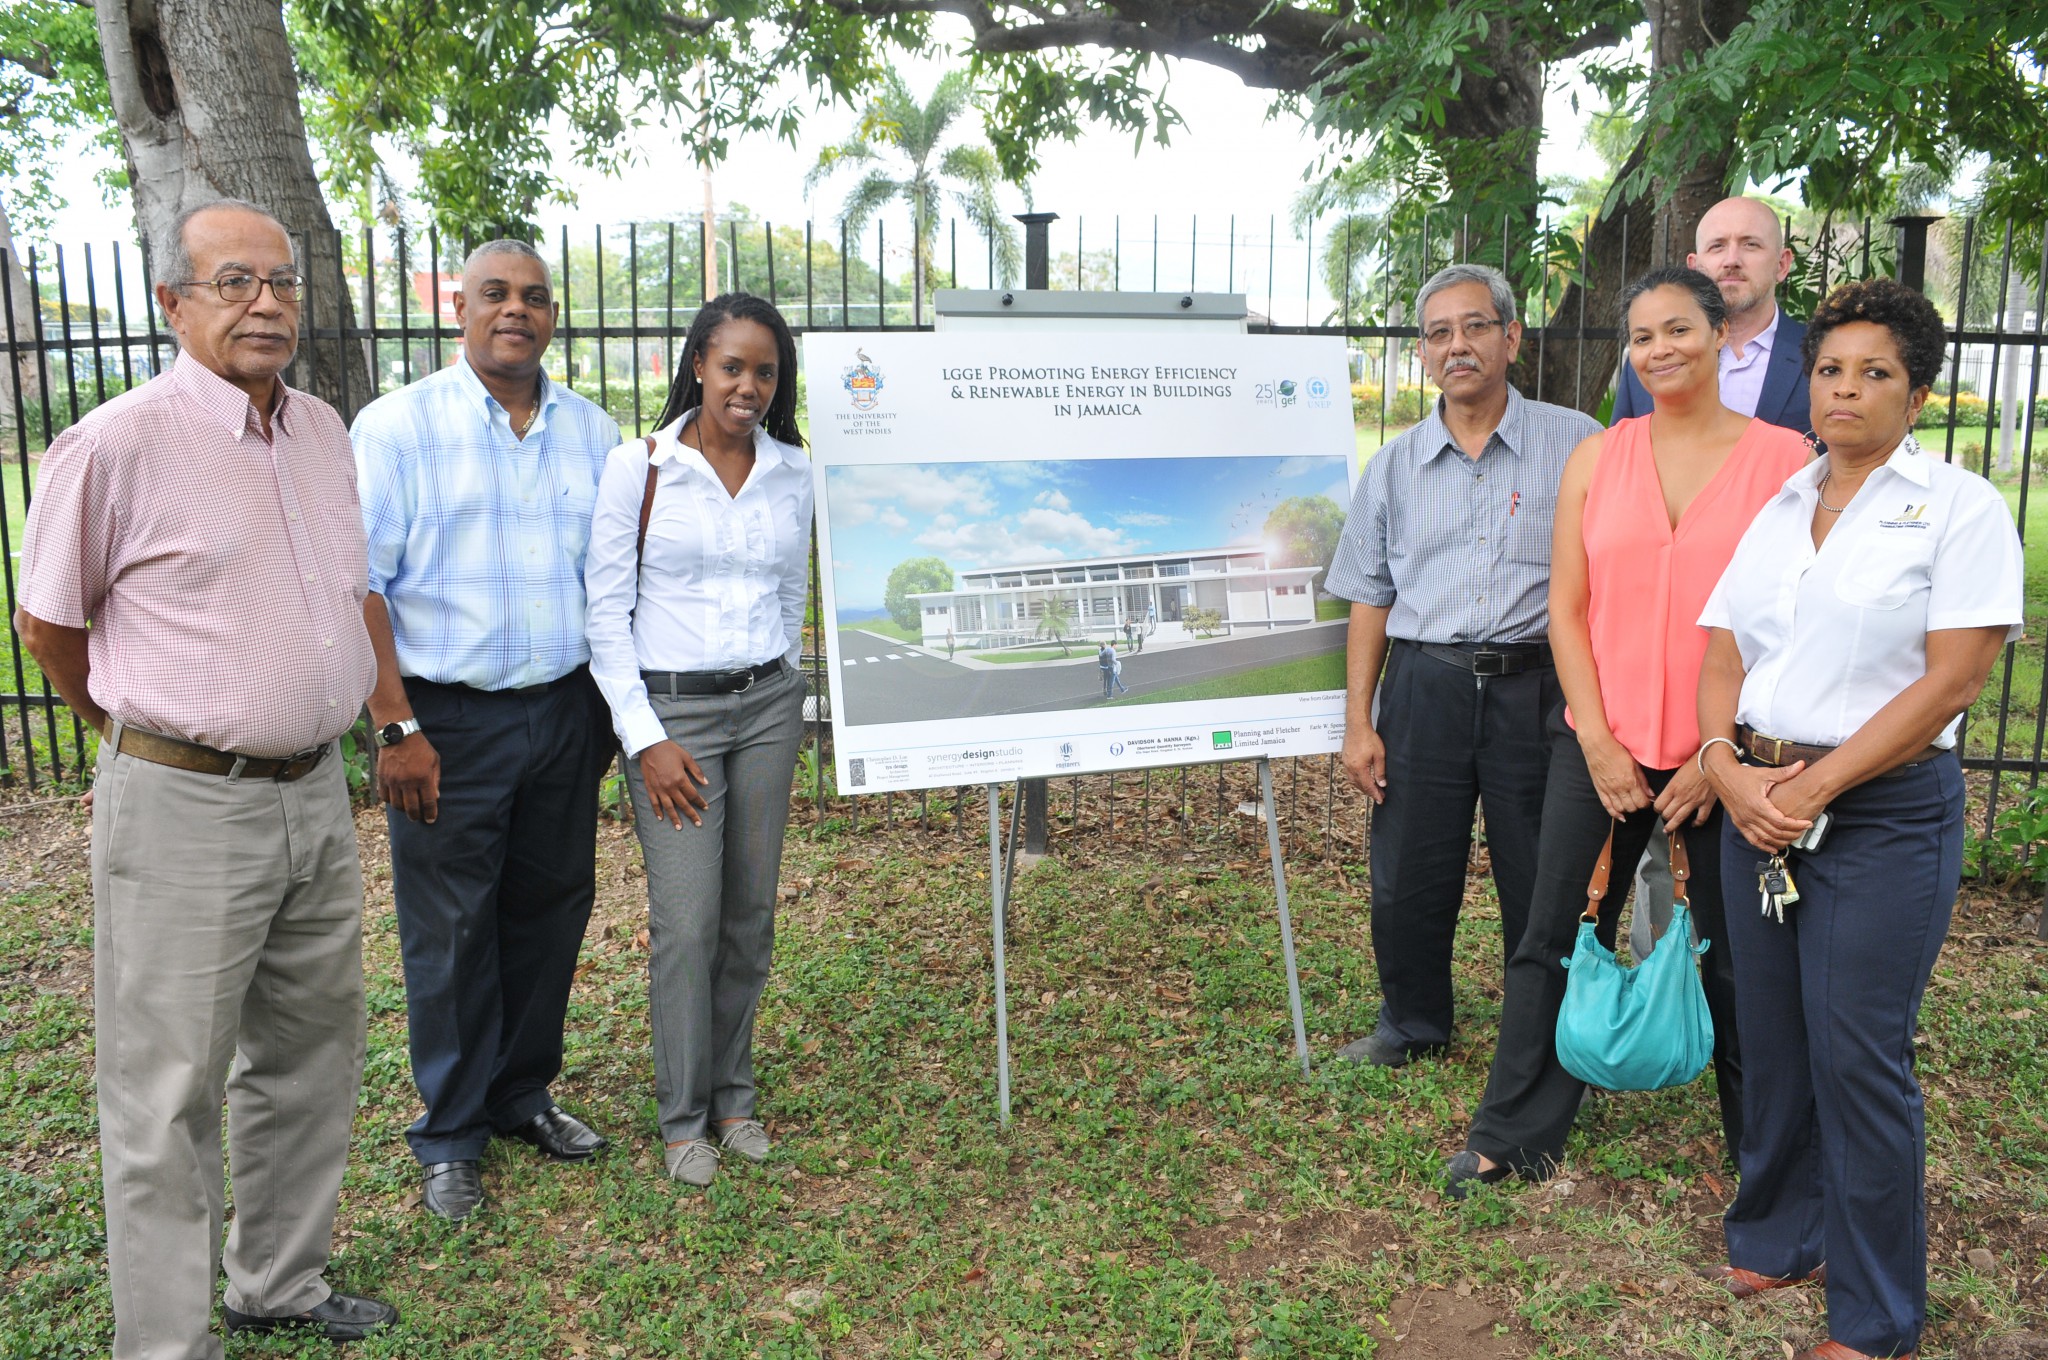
[635,434,658,567]
[1581,825,1617,922]
[1582,821,1690,922]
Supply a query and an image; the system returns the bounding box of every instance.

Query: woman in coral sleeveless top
[1444,267,1811,1198]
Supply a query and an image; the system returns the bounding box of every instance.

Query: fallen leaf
[962,1266,986,1284]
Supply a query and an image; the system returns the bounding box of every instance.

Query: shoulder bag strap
[1667,828,1691,909]
[635,435,658,567]
[1581,823,1617,922]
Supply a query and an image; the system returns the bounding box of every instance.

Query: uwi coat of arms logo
[842,349,883,410]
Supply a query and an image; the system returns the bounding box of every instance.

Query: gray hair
[157,198,291,290]
[461,238,552,288]
[1415,263,1518,327]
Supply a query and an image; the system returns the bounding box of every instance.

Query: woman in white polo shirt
[1695,278,2023,1360]
[584,293,813,1189]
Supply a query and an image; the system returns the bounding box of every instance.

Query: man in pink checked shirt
[15,200,395,1359]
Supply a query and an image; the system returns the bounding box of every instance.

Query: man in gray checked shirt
[1325,263,1601,1067]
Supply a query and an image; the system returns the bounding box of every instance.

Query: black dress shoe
[421,1160,484,1220]
[1444,1150,1517,1201]
[1335,1028,1447,1068]
[222,1290,399,1340]
[506,1103,608,1161]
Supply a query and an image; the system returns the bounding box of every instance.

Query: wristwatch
[376,717,422,747]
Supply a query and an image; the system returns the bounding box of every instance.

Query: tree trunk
[1518,0,1748,415]
[0,196,44,438]
[94,0,370,420]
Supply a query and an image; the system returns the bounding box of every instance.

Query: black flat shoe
[222,1290,398,1341]
[1335,1029,1447,1068]
[1444,1150,1516,1201]
[506,1103,608,1161]
[421,1160,484,1220]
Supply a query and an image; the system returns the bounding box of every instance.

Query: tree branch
[0,44,59,82]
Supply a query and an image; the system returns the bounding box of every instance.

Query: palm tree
[806,70,1025,323]
[1034,595,1076,657]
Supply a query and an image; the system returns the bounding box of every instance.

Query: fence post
[1012,211,1060,855]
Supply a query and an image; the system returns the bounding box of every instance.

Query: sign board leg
[988,783,1013,1125]
[1258,757,1312,1078]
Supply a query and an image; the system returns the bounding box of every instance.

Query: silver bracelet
[1697,736,1741,775]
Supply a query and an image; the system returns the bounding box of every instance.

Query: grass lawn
[1,784,2043,1357]
[849,617,924,644]
[973,647,1087,665]
[1106,651,1347,708]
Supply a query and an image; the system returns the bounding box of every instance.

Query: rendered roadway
[832,618,1348,726]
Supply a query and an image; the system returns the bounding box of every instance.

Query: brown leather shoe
[1791,1341,1915,1360]
[1698,1262,1826,1298]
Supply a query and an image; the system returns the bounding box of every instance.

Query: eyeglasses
[1420,317,1508,347]
[173,272,307,303]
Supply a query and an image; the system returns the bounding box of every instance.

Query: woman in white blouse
[1695,279,2023,1360]
[584,293,813,1188]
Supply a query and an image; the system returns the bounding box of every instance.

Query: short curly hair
[1802,278,1946,391]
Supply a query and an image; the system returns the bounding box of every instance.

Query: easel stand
[983,756,1312,1126]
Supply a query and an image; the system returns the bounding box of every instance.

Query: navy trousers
[1367,641,1559,1053]
[387,669,614,1163]
[1721,752,1962,1359]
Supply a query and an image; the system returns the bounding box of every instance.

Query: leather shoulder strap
[635,435,658,567]
[1582,824,1616,922]
[1668,828,1691,909]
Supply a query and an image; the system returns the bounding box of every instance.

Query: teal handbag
[1555,825,1715,1092]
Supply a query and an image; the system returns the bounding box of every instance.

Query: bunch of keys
[1756,853,1800,923]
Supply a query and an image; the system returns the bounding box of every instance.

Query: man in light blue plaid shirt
[1324,263,1601,1071]
[353,239,623,1221]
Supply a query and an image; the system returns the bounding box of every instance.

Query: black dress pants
[387,668,614,1163]
[1367,641,1560,1053]
[1467,712,1743,1175]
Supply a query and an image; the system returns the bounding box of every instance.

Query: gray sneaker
[664,1139,721,1186]
[716,1118,772,1164]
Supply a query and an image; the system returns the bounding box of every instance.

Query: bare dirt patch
[1373,1288,1533,1360]
[1179,1207,1399,1284]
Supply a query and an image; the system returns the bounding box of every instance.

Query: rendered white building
[910,547,1323,650]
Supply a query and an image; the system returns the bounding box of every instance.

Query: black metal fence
[2,211,2043,861]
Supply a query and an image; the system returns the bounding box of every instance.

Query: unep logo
[842,349,884,410]
[1307,377,1330,399]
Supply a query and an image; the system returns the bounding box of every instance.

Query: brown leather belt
[1736,724,1943,771]
[113,725,330,782]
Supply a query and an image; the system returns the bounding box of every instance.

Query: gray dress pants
[91,740,366,1360]
[625,665,806,1144]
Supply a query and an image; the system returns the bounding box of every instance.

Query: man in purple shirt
[1612,196,1810,433]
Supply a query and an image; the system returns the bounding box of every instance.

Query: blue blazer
[1612,312,1810,434]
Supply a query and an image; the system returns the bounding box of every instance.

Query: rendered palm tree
[806,70,1025,323]
[1034,595,1076,657]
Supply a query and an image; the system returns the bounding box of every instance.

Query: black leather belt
[420,665,585,698]
[642,659,784,696]
[1409,639,1554,676]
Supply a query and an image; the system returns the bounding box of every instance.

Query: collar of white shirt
[1789,429,1932,497]
[656,408,802,486]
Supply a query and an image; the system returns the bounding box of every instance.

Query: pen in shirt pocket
[1509,491,1521,517]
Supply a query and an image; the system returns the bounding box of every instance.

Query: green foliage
[1968,783,2048,887]
[288,0,931,239]
[1262,495,1345,571]
[806,70,1026,297]
[338,723,373,797]
[1350,382,1429,426]
[882,556,953,632]
[1182,606,1225,638]
[0,2,119,234]
[1631,0,2048,220]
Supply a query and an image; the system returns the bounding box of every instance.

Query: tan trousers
[91,740,367,1360]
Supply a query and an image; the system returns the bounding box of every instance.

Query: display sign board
[803,331,1356,795]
